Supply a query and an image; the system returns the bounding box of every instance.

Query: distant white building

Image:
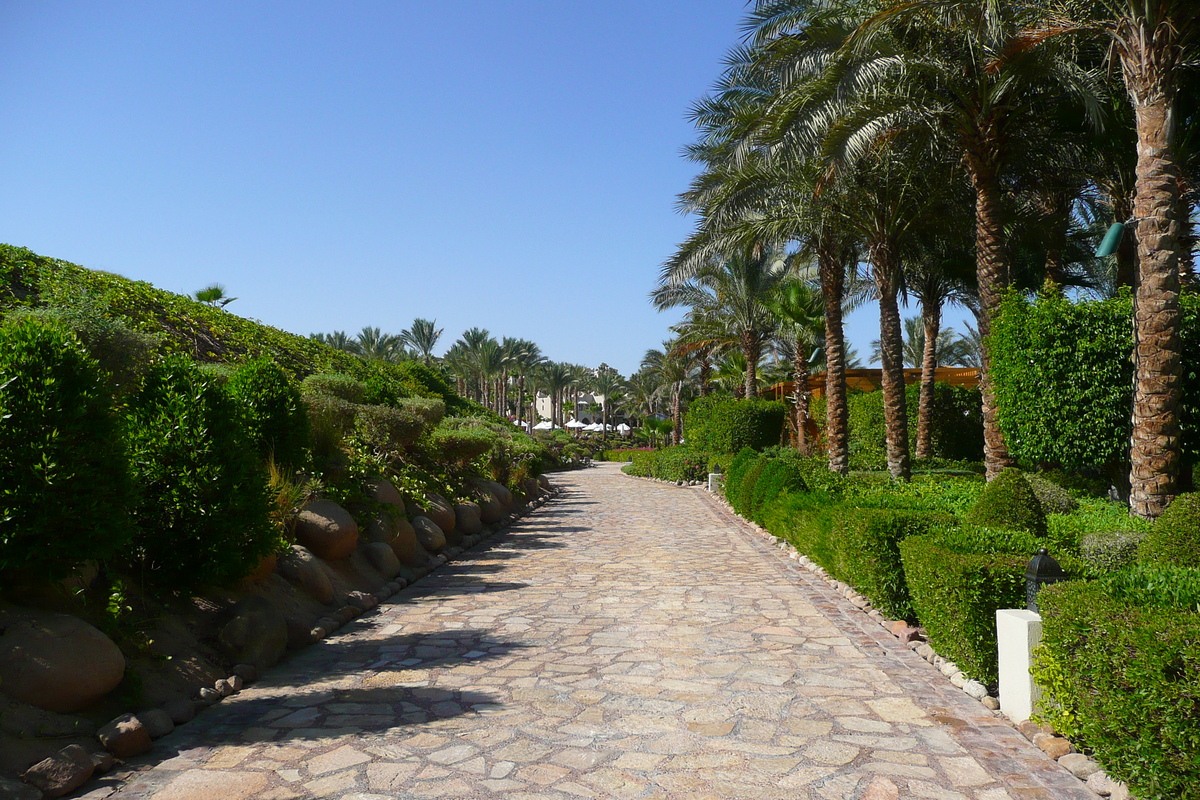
[535,391,606,424]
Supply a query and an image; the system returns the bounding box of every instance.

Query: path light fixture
[1025,549,1066,613]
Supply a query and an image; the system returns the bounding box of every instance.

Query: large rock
[475,489,504,524]
[20,744,93,798]
[96,713,151,758]
[293,500,359,561]
[411,516,446,553]
[483,480,513,508]
[0,607,125,713]
[537,474,552,491]
[454,503,483,536]
[275,545,334,604]
[0,776,42,800]
[361,542,402,579]
[0,705,95,738]
[367,479,406,510]
[389,517,430,567]
[422,494,456,534]
[216,596,287,672]
[522,477,540,501]
[137,709,174,739]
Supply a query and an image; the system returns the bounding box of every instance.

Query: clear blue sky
[0,1,968,376]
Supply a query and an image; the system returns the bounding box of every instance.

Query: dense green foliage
[964,468,1047,536]
[302,373,367,403]
[721,447,759,509]
[227,358,310,469]
[732,455,771,517]
[838,383,984,469]
[1036,568,1200,799]
[596,448,653,462]
[899,526,1036,683]
[746,457,807,524]
[1140,492,1200,568]
[126,357,279,591]
[0,318,135,580]
[683,394,785,454]
[990,292,1200,471]
[621,447,708,483]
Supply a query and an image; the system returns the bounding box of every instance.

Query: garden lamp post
[1025,549,1066,613]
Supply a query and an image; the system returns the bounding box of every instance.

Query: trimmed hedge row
[683,394,785,454]
[597,448,653,462]
[1035,567,1200,799]
[621,447,708,483]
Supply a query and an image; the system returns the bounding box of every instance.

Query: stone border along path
[80,463,1097,800]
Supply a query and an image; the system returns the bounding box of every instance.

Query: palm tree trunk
[1128,93,1184,518]
[699,358,712,396]
[1114,193,1138,290]
[965,154,1018,479]
[818,241,849,475]
[743,335,759,398]
[916,298,941,461]
[671,384,683,446]
[873,244,910,482]
[517,376,526,429]
[793,337,810,455]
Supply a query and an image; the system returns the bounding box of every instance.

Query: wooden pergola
[768,367,980,400]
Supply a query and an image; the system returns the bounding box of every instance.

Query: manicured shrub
[1140,492,1200,568]
[301,372,366,403]
[597,448,652,462]
[964,468,1047,536]
[683,394,785,455]
[0,318,135,581]
[227,357,310,469]
[355,403,430,456]
[747,457,807,524]
[899,526,1038,683]
[1035,568,1200,799]
[622,447,708,483]
[1079,530,1147,575]
[126,356,278,591]
[845,383,985,470]
[733,455,771,517]
[1026,473,1078,515]
[430,427,496,465]
[723,447,758,508]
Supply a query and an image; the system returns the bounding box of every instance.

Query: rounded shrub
[964,468,1047,537]
[227,357,310,469]
[301,372,366,403]
[430,427,496,465]
[724,447,758,510]
[734,454,771,517]
[126,356,278,591]
[748,458,808,523]
[1141,492,1200,568]
[0,317,135,581]
[1026,473,1079,515]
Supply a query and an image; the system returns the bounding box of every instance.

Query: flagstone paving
[90,463,1094,800]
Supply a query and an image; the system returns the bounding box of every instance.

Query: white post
[996,609,1043,724]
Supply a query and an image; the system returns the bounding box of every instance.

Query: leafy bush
[733,455,771,517]
[0,317,135,581]
[846,383,985,470]
[622,447,708,483]
[683,394,785,455]
[1035,568,1200,799]
[990,291,1200,472]
[1045,496,1149,562]
[747,457,808,523]
[899,526,1038,683]
[964,468,1047,536]
[302,372,367,403]
[1026,473,1078,515]
[430,427,496,465]
[722,448,759,507]
[1140,492,1200,568]
[1079,530,1147,574]
[227,357,310,469]
[126,356,278,591]
[597,448,652,462]
[355,403,430,455]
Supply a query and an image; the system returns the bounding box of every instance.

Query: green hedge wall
[621,447,708,483]
[1035,567,1200,800]
[846,383,984,469]
[990,291,1200,471]
[683,394,785,455]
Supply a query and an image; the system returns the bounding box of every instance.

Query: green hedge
[846,383,984,470]
[964,467,1048,536]
[227,357,310,469]
[990,290,1200,471]
[900,526,1041,683]
[723,448,759,509]
[1140,491,1200,568]
[621,447,708,483]
[0,317,135,581]
[747,458,808,524]
[126,357,279,591]
[1035,567,1200,799]
[597,448,652,462]
[683,394,785,454]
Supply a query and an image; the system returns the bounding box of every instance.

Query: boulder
[537,475,552,491]
[411,516,446,553]
[20,744,93,798]
[96,713,151,758]
[362,512,399,548]
[242,553,277,584]
[0,607,125,713]
[454,503,484,536]
[387,517,429,567]
[0,705,95,738]
[0,776,42,800]
[361,542,402,579]
[137,709,174,739]
[293,500,359,560]
[276,545,335,604]
[162,697,196,725]
[366,478,406,510]
[216,596,288,673]
[483,480,513,508]
[522,477,540,501]
[422,494,456,534]
[475,490,504,524]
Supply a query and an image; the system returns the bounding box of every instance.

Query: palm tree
[400,318,443,365]
[356,326,406,362]
[653,246,786,399]
[590,365,626,445]
[541,362,574,430]
[507,339,543,430]
[766,275,824,453]
[1041,0,1200,517]
[641,344,695,446]
[310,330,361,354]
[194,283,237,308]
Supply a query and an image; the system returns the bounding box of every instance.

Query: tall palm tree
[653,245,786,399]
[590,365,626,445]
[641,345,695,446]
[400,318,443,365]
[507,339,543,430]
[310,330,361,354]
[541,362,574,430]
[1042,0,1200,517]
[356,326,407,362]
[766,275,824,454]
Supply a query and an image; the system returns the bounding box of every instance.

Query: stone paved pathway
[95,463,1094,800]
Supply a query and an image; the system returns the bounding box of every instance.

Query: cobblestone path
[101,463,1093,800]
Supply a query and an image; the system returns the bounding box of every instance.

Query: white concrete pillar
[996,609,1043,724]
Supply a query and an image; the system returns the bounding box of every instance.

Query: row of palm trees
[660,0,1197,518]
[311,322,635,434]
